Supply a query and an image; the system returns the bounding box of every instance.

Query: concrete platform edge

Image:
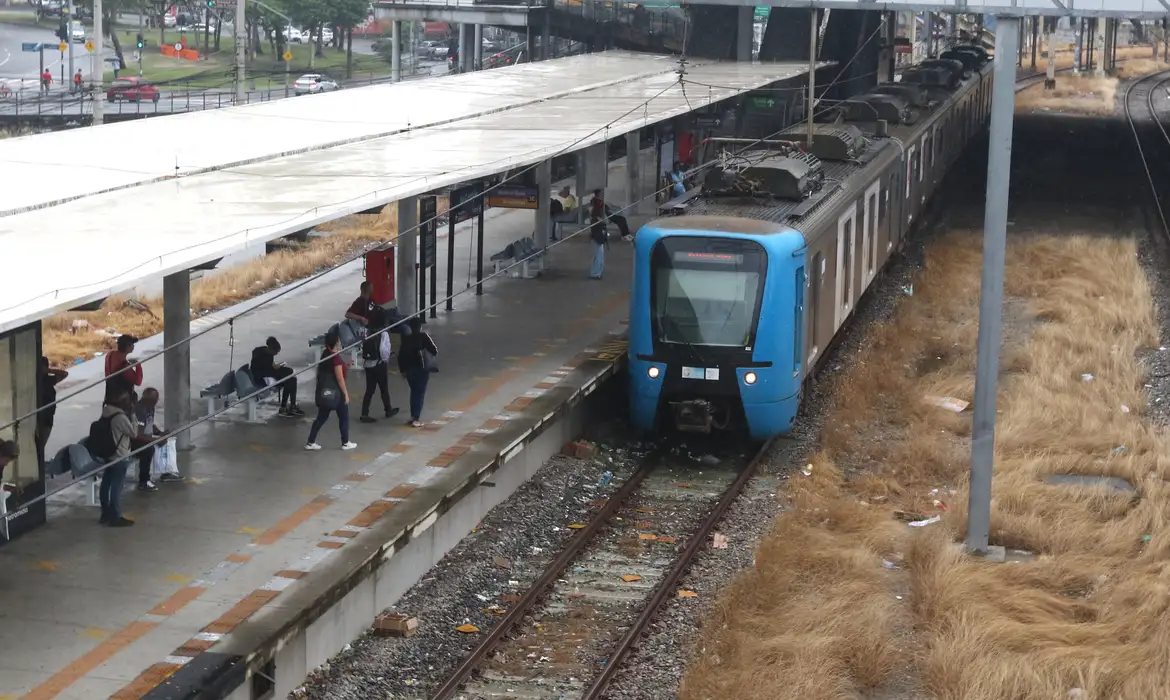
[141,339,629,700]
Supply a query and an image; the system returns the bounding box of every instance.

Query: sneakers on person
[159,473,185,483]
[289,405,306,417]
[109,517,135,527]
[304,443,323,451]
[278,407,294,418]
[341,442,358,450]
[386,407,400,418]
[137,481,158,492]
[359,416,377,424]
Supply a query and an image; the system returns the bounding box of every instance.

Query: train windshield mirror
[651,238,766,348]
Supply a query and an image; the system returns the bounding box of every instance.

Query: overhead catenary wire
[10,116,831,512]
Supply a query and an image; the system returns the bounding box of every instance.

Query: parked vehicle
[106,76,160,103]
[293,73,339,96]
[69,21,85,43]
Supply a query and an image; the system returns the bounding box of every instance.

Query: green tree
[329,0,368,76]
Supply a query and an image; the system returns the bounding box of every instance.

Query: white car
[316,27,334,44]
[70,21,85,43]
[283,27,305,43]
[293,73,338,95]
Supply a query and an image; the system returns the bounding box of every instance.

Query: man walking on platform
[359,308,399,423]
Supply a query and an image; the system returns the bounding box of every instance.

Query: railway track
[1123,69,1170,239]
[429,440,772,700]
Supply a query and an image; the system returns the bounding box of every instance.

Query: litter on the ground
[712,532,729,549]
[882,559,900,569]
[801,464,813,476]
[456,624,480,633]
[567,523,586,529]
[678,589,699,598]
[908,515,943,527]
[699,454,720,466]
[923,395,970,413]
[492,556,513,570]
[1112,445,1127,456]
[657,535,678,544]
[903,284,914,296]
[1121,404,1131,413]
[620,574,642,583]
[638,533,658,541]
[1081,373,1094,382]
[597,471,613,486]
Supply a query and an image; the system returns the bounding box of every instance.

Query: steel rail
[581,437,775,699]
[1122,70,1170,241]
[428,454,660,700]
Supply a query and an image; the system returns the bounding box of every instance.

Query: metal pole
[446,201,456,311]
[966,14,1019,556]
[1030,17,1038,69]
[284,56,289,97]
[66,0,74,87]
[474,23,482,70]
[391,21,401,81]
[235,0,245,102]
[807,8,816,146]
[92,0,103,125]
[476,183,485,295]
[429,258,437,319]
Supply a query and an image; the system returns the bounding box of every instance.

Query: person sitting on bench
[251,337,304,417]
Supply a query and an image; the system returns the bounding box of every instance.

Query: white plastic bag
[151,437,179,477]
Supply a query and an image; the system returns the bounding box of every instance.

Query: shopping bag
[151,437,179,477]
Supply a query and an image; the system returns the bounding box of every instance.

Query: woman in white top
[359,308,399,423]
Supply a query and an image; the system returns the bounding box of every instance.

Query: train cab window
[867,191,877,274]
[879,181,887,222]
[649,237,767,348]
[794,266,805,375]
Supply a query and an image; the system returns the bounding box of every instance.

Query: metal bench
[199,368,277,422]
[657,185,702,216]
[490,236,545,279]
[200,371,236,414]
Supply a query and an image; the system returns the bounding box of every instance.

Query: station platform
[0,163,643,700]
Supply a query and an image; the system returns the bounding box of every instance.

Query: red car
[106,77,160,103]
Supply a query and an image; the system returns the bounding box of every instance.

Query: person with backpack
[90,388,138,527]
[589,213,608,280]
[359,308,399,423]
[305,329,357,451]
[398,316,438,428]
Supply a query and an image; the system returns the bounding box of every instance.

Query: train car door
[833,202,857,332]
[862,180,880,289]
[904,144,917,226]
[808,251,823,365]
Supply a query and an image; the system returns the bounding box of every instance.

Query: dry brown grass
[42,205,405,365]
[1016,75,1119,116]
[1030,44,1159,73]
[679,231,1167,700]
[1114,56,1170,80]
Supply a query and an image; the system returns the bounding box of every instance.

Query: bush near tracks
[40,200,452,365]
[679,232,1164,700]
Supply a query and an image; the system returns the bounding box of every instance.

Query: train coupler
[671,399,715,434]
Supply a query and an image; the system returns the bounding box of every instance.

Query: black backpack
[87,414,118,462]
[362,334,381,363]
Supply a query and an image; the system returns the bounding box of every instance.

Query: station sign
[21,42,43,52]
[486,185,538,210]
[419,196,438,269]
[448,183,483,224]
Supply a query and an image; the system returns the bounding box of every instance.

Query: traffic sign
[174,42,183,51]
[282,50,292,62]
[58,42,67,52]
[84,40,94,52]
[21,42,43,52]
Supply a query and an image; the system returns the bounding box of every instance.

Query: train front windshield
[650,237,767,348]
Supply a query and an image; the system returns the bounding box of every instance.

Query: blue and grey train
[629,45,994,441]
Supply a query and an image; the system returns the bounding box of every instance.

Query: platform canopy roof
[0,51,820,334]
[746,0,1169,18]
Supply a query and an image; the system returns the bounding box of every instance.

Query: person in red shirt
[344,281,377,326]
[40,69,51,93]
[104,334,143,402]
[72,69,82,93]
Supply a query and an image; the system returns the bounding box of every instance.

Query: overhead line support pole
[965,13,1020,555]
[92,0,103,125]
[235,0,245,102]
[807,8,816,147]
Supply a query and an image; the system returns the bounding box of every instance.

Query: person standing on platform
[305,330,357,451]
[359,308,399,423]
[251,337,304,417]
[93,389,137,527]
[591,189,632,242]
[36,356,68,468]
[104,334,142,404]
[398,316,438,428]
[344,281,378,327]
[0,440,17,481]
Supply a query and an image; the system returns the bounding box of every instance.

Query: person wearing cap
[104,334,143,403]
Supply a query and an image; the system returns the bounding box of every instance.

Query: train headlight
[647,366,661,380]
[744,371,758,385]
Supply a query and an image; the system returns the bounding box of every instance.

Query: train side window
[867,190,877,274]
[810,252,822,357]
[904,146,916,199]
[842,218,853,307]
[794,266,805,376]
[922,134,931,178]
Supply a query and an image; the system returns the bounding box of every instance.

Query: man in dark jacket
[251,337,303,417]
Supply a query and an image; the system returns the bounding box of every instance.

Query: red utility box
[364,246,396,307]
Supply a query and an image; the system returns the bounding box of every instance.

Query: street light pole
[92,0,103,125]
[66,0,74,88]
